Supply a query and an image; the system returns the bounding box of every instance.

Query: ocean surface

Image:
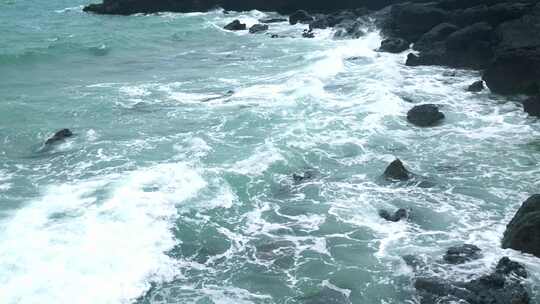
[1,1,539,303]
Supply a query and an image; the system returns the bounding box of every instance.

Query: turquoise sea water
[1,1,540,303]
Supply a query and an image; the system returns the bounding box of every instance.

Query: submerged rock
[45,129,73,145]
[289,10,314,25]
[383,159,411,181]
[502,194,540,258]
[443,244,482,264]
[523,96,540,117]
[467,80,485,92]
[407,104,445,127]
[379,208,409,222]
[224,19,246,31]
[302,29,315,38]
[379,37,409,53]
[249,24,269,34]
[293,170,316,183]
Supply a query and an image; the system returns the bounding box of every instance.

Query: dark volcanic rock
[443,244,482,264]
[379,208,409,222]
[414,22,459,52]
[444,22,494,68]
[293,170,316,183]
[467,80,485,92]
[383,159,411,181]
[224,19,246,31]
[333,20,365,39]
[415,257,530,304]
[289,10,314,25]
[309,17,330,29]
[249,24,268,33]
[523,96,540,117]
[502,194,540,258]
[451,2,533,27]
[384,2,450,42]
[483,4,540,95]
[407,104,445,127]
[379,37,409,53]
[259,17,287,24]
[45,129,73,145]
[302,29,315,38]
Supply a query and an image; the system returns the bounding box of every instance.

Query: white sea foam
[0,163,206,304]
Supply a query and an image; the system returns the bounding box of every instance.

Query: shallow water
[0,1,539,304]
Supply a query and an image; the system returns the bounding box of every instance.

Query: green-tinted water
[0,1,539,303]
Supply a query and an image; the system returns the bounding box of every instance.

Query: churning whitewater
[0,2,539,304]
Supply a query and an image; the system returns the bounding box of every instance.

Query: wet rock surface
[383,159,411,181]
[502,194,540,257]
[45,129,73,145]
[407,104,445,127]
[443,244,482,264]
[224,19,246,31]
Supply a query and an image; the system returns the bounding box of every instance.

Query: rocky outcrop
[249,24,269,33]
[523,96,540,117]
[224,19,246,31]
[443,244,482,264]
[407,104,445,127]
[467,80,485,92]
[45,129,73,145]
[502,194,540,258]
[83,0,427,15]
[379,38,409,53]
[289,10,314,24]
[406,254,531,304]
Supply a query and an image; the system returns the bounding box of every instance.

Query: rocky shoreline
[82,1,540,303]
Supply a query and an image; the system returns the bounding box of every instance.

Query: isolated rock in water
[259,18,287,24]
[384,159,411,181]
[293,170,316,183]
[415,257,530,304]
[379,38,409,53]
[302,29,315,38]
[523,96,540,117]
[45,129,73,145]
[443,244,482,264]
[379,208,409,222]
[467,80,485,92]
[249,24,268,34]
[407,104,445,127]
[502,194,540,258]
[224,20,246,31]
[289,10,313,25]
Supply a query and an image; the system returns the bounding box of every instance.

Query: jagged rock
[415,257,530,304]
[45,129,73,145]
[467,80,485,92]
[502,194,540,258]
[379,208,409,222]
[379,38,409,53]
[443,244,482,264]
[224,20,246,31]
[414,22,459,52]
[302,29,315,38]
[483,4,540,95]
[289,10,314,25]
[407,104,445,127]
[259,17,287,24]
[249,24,269,34]
[523,96,540,117]
[383,159,411,181]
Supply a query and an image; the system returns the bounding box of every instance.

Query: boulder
[443,244,482,264]
[379,208,409,222]
[45,129,73,145]
[407,104,445,127]
[502,194,540,258]
[523,96,540,117]
[249,24,268,34]
[414,22,459,52]
[289,10,314,25]
[224,19,246,31]
[414,257,530,304]
[383,159,411,181]
[467,80,485,92]
[379,38,409,53]
[384,2,450,42]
